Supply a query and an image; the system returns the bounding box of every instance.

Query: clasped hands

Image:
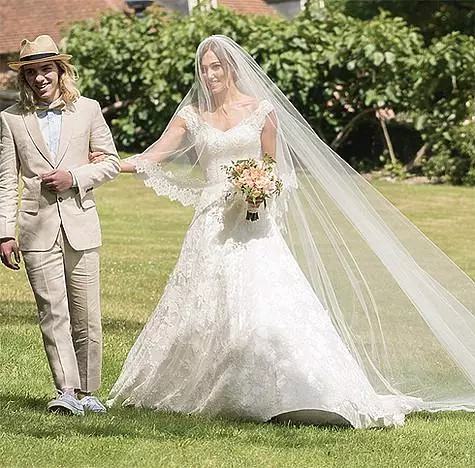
[40,150,106,192]
[41,148,108,193]
[40,170,73,193]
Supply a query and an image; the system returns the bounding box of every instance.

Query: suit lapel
[55,108,75,167]
[22,112,55,167]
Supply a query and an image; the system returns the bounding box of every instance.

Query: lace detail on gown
[109,100,422,428]
[135,101,274,207]
[135,158,200,207]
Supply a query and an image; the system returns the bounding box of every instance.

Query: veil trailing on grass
[134,35,475,411]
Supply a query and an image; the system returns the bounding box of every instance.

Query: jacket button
[58,197,63,202]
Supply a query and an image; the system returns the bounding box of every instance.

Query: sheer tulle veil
[134,35,475,411]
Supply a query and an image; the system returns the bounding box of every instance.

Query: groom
[0,35,120,415]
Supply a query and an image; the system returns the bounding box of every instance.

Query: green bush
[325,0,475,42]
[423,120,475,185]
[64,3,475,184]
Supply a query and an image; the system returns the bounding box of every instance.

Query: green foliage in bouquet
[224,154,282,205]
[223,154,282,221]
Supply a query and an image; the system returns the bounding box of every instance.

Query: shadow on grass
[101,317,144,334]
[0,300,143,334]
[2,391,470,453]
[1,393,359,447]
[0,301,38,326]
[0,392,46,411]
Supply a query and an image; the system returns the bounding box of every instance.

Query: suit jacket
[0,96,120,251]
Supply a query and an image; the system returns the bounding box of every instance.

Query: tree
[326,0,475,41]
[65,5,475,183]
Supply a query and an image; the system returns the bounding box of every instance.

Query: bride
[101,35,475,428]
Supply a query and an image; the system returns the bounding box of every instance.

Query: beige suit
[0,96,120,392]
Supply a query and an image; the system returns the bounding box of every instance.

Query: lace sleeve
[254,100,275,131]
[135,158,201,207]
[176,105,201,138]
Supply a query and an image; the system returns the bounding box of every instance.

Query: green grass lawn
[0,177,474,467]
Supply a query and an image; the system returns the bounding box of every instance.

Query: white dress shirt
[36,106,77,187]
[36,107,62,161]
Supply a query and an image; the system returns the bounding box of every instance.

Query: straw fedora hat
[8,35,72,71]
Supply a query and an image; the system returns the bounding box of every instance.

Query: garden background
[1,1,474,466]
[65,0,475,183]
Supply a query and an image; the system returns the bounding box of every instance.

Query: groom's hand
[41,170,73,193]
[0,238,21,271]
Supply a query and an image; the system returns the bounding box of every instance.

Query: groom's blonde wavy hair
[17,60,81,112]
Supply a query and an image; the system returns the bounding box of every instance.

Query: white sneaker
[47,393,84,416]
[81,395,107,413]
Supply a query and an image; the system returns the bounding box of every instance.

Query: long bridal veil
[135,35,475,411]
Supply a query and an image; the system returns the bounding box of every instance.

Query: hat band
[19,52,60,62]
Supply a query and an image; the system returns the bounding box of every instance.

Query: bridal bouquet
[224,154,282,221]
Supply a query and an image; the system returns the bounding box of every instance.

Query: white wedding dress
[107,101,421,428]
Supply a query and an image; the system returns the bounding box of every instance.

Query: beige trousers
[23,228,102,393]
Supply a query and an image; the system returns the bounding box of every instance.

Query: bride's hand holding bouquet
[224,154,282,221]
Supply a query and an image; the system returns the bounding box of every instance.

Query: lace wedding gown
[107,101,421,428]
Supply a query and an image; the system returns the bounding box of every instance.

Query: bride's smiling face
[200,49,228,95]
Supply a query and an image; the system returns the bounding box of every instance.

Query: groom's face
[23,61,61,103]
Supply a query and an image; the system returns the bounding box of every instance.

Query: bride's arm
[121,117,187,173]
[91,117,188,173]
[118,159,138,173]
[261,111,277,160]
